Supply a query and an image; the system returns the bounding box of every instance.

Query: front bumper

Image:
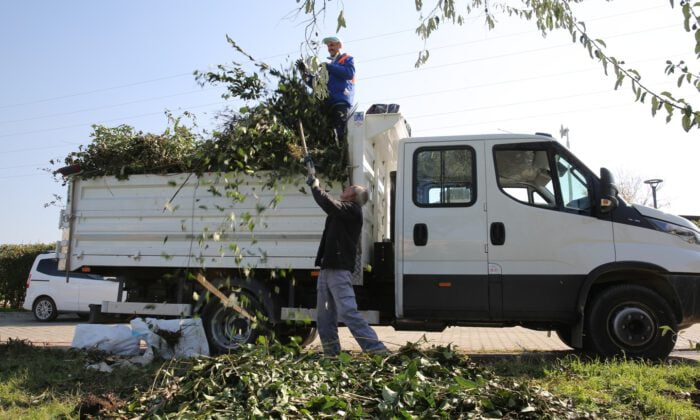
[668,274,700,328]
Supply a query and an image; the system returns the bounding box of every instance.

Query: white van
[22,253,123,321]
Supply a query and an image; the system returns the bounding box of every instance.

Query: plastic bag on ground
[130,317,209,359]
[71,324,140,356]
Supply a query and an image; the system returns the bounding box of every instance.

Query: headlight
[648,218,700,245]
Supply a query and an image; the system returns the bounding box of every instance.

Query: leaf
[682,113,692,131]
[336,10,347,32]
[382,386,398,403]
[455,376,478,390]
[338,352,352,364]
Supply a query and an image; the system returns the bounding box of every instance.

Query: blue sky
[2,0,699,243]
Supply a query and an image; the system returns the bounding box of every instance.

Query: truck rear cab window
[413,147,475,207]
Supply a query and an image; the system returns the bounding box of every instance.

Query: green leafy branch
[408,0,700,131]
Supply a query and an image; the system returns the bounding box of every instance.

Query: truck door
[398,140,489,319]
[484,141,614,321]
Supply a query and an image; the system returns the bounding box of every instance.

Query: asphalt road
[1,311,698,361]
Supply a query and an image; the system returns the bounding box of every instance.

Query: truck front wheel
[201,290,269,354]
[585,284,677,359]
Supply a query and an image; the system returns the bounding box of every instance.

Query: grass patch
[1,339,697,418]
[0,307,26,312]
[487,353,700,419]
[0,339,161,418]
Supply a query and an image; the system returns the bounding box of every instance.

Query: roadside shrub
[0,244,54,309]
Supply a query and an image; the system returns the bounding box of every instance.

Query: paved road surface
[1,312,698,360]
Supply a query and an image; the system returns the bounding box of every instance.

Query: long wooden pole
[195,273,256,322]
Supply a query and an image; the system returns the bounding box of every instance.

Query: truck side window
[413,147,475,207]
[555,154,591,212]
[494,149,556,208]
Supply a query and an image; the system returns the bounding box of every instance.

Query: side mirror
[599,167,619,214]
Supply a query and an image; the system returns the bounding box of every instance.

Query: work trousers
[330,103,350,144]
[316,268,386,355]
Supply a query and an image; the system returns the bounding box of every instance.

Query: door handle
[413,223,428,246]
[490,222,506,245]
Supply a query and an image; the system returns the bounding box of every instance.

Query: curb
[0,311,33,319]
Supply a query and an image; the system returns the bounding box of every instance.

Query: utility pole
[559,125,570,150]
[560,125,572,202]
[644,179,663,209]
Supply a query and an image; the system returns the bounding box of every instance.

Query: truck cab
[394,133,700,359]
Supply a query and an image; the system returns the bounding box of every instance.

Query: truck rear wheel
[585,284,677,360]
[276,324,318,347]
[202,290,270,354]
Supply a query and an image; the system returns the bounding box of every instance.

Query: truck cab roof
[401,133,558,145]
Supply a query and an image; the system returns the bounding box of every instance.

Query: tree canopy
[297,0,700,132]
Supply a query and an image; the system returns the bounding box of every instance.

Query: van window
[494,149,556,208]
[36,258,103,280]
[413,146,475,207]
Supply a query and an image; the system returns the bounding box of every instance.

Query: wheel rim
[209,306,253,350]
[610,306,655,347]
[35,300,53,320]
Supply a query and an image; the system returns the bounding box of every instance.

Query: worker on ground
[306,174,387,356]
[297,35,355,144]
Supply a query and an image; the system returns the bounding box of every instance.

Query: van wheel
[201,290,270,355]
[585,285,677,360]
[33,296,58,322]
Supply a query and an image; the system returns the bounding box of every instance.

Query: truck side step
[281,307,380,325]
[100,301,192,317]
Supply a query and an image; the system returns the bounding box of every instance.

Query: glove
[306,175,319,188]
[303,155,314,166]
[296,59,308,73]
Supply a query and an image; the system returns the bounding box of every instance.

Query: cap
[322,36,342,45]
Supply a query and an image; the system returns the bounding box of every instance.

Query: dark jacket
[311,185,362,272]
[326,53,355,106]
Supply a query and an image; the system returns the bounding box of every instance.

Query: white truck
[52,110,700,358]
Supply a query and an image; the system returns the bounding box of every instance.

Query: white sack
[130,317,209,359]
[71,324,140,356]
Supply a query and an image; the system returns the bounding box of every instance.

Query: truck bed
[58,112,408,276]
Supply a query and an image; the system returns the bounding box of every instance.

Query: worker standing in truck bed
[297,35,355,144]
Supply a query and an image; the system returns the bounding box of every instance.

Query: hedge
[0,244,54,309]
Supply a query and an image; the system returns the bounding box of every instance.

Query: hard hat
[322,36,342,45]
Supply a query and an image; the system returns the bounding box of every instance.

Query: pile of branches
[118,341,590,418]
[61,41,348,182]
